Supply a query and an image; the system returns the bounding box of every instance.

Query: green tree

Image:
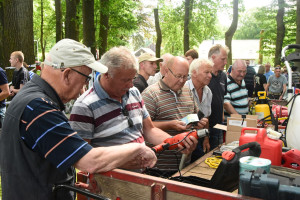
[95,0,139,54]
[158,0,221,56]
[33,0,56,61]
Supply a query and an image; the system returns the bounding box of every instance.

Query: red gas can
[239,127,282,166]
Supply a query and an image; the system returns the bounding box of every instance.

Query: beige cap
[138,53,163,63]
[44,39,108,73]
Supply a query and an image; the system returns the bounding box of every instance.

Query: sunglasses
[122,107,134,127]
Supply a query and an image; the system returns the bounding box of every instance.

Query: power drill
[151,129,209,153]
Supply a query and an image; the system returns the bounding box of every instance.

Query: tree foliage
[158,0,221,56]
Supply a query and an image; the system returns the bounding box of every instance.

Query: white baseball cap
[44,38,108,73]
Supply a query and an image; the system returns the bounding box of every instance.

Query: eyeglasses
[70,68,92,84]
[122,107,134,127]
[168,68,189,80]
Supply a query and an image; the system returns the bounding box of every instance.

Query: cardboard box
[214,114,258,144]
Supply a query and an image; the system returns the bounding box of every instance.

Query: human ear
[62,68,72,85]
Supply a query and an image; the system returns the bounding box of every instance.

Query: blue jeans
[209,127,223,150]
[0,106,6,127]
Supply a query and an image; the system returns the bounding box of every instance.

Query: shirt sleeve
[20,98,92,172]
[0,70,8,85]
[69,100,95,140]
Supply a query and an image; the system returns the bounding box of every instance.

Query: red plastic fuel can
[239,127,282,166]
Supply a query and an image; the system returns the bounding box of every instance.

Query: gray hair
[100,46,138,77]
[208,44,230,59]
[189,58,213,74]
[232,59,246,70]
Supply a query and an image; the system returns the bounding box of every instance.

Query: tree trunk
[258,30,264,64]
[83,0,96,58]
[3,0,34,67]
[55,0,62,42]
[65,0,78,41]
[99,0,109,57]
[275,0,285,66]
[0,1,4,68]
[40,0,45,61]
[225,0,238,68]
[295,0,300,68]
[184,0,191,54]
[154,8,162,58]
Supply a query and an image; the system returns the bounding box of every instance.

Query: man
[142,56,207,169]
[185,49,199,65]
[147,53,172,86]
[9,51,30,98]
[0,67,9,126]
[69,47,197,169]
[264,62,274,81]
[186,58,213,161]
[244,59,256,97]
[266,66,287,100]
[0,39,157,199]
[133,53,162,93]
[207,44,229,150]
[224,60,249,117]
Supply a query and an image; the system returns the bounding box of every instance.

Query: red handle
[241,127,266,141]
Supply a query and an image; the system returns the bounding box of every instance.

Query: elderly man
[266,66,287,100]
[70,47,196,171]
[207,44,229,150]
[0,39,157,200]
[142,56,207,169]
[147,53,173,85]
[264,62,274,81]
[224,59,249,117]
[133,53,162,93]
[186,58,213,161]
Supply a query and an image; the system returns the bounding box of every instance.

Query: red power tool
[282,149,300,170]
[151,129,209,153]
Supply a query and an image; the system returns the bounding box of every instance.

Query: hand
[177,135,198,155]
[9,90,15,96]
[195,118,208,129]
[279,95,283,100]
[120,146,157,169]
[171,120,187,131]
[202,136,210,153]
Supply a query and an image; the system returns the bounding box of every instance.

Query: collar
[137,74,148,86]
[31,75,65,111]
[228,75,242,87]
[158,79,182,94]
[187,79,209,96]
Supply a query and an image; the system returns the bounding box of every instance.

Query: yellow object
[255,91,271,123]
[205,156,222,169]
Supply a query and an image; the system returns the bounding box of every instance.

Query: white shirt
[147,72,163,85]
[186,79,212,117]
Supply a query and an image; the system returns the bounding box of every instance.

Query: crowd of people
[0,39,299,199]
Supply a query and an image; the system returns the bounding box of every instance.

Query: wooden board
[92,169,256,200]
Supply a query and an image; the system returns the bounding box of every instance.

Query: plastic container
[239,127,282,166]
[286,94,300,150]
[239,156,271,174]
[255,92,271,123]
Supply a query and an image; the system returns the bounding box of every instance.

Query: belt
[269,92,281,95]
